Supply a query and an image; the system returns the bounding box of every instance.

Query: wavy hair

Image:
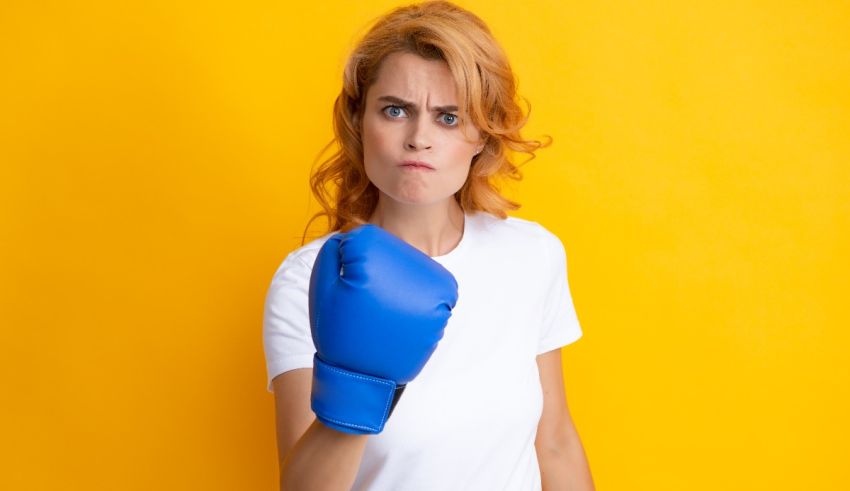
[301,0,552,244]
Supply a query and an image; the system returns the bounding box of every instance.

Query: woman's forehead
[370,52,456,98]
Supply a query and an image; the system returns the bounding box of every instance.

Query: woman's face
[359,51,483,207]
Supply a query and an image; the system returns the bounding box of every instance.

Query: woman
[262,1,595,489]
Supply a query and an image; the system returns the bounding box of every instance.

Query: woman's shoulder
[474,211,559,244]
[469,212,566,278]
[273,231,336,277]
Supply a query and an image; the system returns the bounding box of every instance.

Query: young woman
[262,1,595,489]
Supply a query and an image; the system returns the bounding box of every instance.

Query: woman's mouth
[399,160,435,170]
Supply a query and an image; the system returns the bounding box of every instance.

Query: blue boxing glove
[308,223,459,435]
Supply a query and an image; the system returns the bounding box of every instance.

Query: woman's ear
[475,136,487,155]
[351,98,364,132]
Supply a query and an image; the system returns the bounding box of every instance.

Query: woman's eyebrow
[377,95,458,113]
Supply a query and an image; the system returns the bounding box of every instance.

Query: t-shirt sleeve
[537,231,583,355]
[262,252,316,393]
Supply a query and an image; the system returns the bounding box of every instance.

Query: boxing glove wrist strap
[310,353,406,435]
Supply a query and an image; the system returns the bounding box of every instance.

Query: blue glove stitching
[315,357,396,433]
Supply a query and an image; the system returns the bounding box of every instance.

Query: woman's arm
[535,348,595,491]
[272,369,368,491]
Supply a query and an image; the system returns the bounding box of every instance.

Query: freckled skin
[360,51,483,206]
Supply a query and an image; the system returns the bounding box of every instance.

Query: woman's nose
[404,114,433,150]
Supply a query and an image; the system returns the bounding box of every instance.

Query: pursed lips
[399,160,435,170]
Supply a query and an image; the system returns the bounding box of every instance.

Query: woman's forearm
[280,419,368,491]
[538,436,595,491]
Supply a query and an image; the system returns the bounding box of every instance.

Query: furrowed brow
[377,95,458,113]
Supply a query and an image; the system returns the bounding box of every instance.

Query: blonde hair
[302,0,551,244]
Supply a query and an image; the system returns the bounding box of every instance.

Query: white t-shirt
[263,210,583,490]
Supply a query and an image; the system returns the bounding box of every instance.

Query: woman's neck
[367,197,465,257]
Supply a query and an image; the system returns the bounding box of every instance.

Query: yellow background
[2,1,848,489]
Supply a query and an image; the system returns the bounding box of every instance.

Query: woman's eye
[440,113,459,126]
[383,105,406,118]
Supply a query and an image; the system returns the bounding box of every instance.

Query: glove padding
[308,223,459,434]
